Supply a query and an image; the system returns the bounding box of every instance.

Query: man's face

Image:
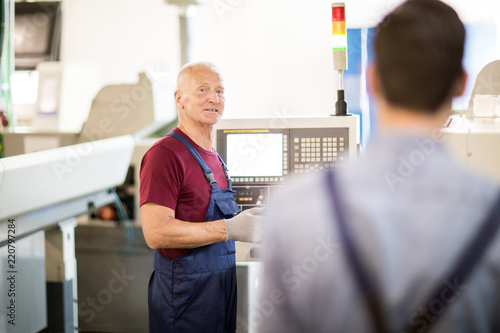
[176,66,225,127]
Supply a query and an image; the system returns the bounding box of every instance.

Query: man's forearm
[143,217,227,250]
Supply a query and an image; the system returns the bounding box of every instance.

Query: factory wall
[60,0,500,127]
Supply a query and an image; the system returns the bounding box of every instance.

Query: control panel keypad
[293,134,346,174]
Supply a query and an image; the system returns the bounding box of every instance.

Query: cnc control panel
[216,117,357,210]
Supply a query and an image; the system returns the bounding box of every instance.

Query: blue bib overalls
[148,132,241,333]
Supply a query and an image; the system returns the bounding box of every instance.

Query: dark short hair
[374,0,465,112]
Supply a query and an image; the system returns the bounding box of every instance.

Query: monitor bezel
[14,2,62,70]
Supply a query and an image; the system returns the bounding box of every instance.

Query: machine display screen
[226,133,283,177]
[14,2,62,70]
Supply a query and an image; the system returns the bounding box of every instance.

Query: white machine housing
[0,135,135,333]
[442,60,500,183]
[0,135,135,224]
[215,115,359,261]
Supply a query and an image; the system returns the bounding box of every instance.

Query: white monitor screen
[226,133,283,177]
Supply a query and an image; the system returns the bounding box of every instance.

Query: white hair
[176,61,223,89]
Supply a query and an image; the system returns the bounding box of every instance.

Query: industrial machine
[215,115,358,262]
[442,60,500,183]
[0,135,135,333]
[215,115,358,333]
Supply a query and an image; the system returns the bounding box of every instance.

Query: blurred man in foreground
[259,1,500,332]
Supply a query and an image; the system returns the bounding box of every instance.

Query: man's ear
[453,68,468,97]
[366,63,382,99]
[174,90,183,109]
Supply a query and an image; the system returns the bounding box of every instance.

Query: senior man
[140,62,263,333]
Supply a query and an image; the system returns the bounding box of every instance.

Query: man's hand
[225,207,266,243]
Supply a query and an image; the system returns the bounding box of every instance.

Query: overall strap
[214,150,233,191]
[166,132,217,188]
[402,190,500,333]
[324,170,389,333]
[324,169,500,333]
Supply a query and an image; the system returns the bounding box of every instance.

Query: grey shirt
[258,133,500,333]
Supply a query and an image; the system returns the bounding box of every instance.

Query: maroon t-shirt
[139,127,228,259]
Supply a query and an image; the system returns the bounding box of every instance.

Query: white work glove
[225,207,266,243]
